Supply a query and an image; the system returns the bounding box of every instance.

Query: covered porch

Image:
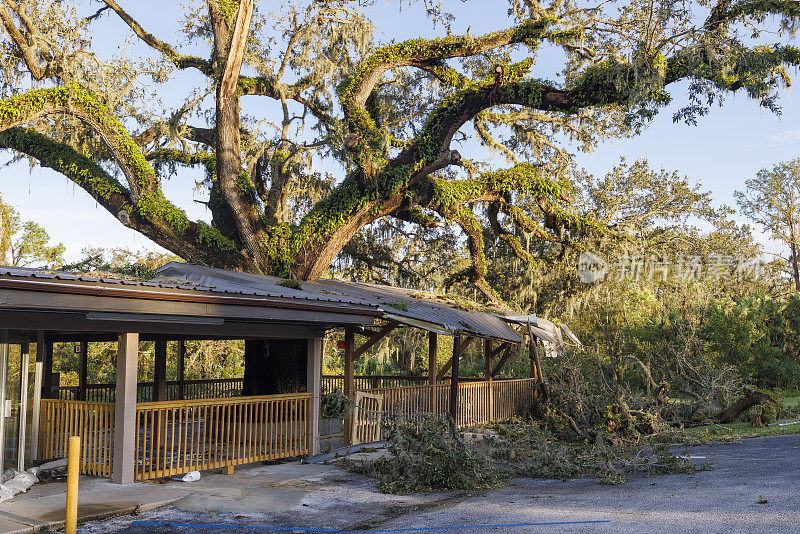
[0,265,376,484]
[0,263,559,483]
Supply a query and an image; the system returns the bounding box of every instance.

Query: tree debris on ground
[345,412,698,494]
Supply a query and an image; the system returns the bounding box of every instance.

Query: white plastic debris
[777,420,800,427]
[179,471,200,482]
[0,470,41,503]
[27,466,41,477]
[0,487,14,504]
[3,471,38,494]
[2,468,14,482]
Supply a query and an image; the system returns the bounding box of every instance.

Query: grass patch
[685,420,800,442]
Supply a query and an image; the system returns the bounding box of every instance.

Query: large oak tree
[0,0,798,306]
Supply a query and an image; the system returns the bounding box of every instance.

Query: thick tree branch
[208,0,266,265]
[0,4,50,79]
[219,0,253,107]
[440,208,504,307]
[0,85,159,200]
[339,16,555,138]
[98,0,213,75]
[0,127,244,267]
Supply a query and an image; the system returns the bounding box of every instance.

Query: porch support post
[42,340,53,399]
[112,332,139,484]
[78,341,88,401]
[428,332,437,413]
[306,337,323,455]
[436,337,475,381]
[30,332,45,460]
[449,335,461,423]
[177,340,186,401]
[484,339,494,422]
[343,327,355,446]
[0,330,8,471]
[528,329,548,402]
[18,342,30,472]
[153,339,167,402]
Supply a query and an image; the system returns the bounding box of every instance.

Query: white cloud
[768,129,800,144]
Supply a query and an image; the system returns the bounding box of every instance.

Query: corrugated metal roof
[0,265,204,291]
[0,265,372,309]
[0,263,523,342]
[158,263,522,343]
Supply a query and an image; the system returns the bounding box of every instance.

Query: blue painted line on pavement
[131,519,611,532]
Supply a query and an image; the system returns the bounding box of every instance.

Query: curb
[0,498,179,533]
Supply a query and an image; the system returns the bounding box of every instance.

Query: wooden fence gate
[351,391,383,444]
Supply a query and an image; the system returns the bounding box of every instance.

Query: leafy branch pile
[346,413,698,494]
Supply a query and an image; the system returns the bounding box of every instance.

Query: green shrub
[762,402,778,425]
[321,390,353,420]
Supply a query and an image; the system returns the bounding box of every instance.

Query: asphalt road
[81,434,800,534]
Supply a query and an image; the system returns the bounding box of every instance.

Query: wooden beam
[42,339,53,399]
[343,327,355,446]
[177,340,186,401]
[529,337,538,380]
[489,342,507,358]
[78,340,88,401]
[428,332,437,412]
[153,339,167,402]
[484,339,493,379]
[0,331,7,471]
[436,336,474,380]
[491,344,514,378]
[485,339,494,423]
[530,337,549,401]
[352,321,398,360]
[30,332,45,460]
[306,337,323,455]
[449,335,461,421]
[18,342,30,472]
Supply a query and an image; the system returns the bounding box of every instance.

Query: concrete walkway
[5,434,800,533]
[0,475,189,533]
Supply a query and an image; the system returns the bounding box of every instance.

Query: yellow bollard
[65,435,80,534]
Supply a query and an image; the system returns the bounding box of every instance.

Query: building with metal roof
[0,263,545,485]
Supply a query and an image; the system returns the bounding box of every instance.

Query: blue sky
[1,1,798,261]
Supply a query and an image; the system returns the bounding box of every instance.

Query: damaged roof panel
[158,263,523,343]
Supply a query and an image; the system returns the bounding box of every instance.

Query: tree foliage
[0,192,64,266]
[736,158,800,291]
[0,0,797,307]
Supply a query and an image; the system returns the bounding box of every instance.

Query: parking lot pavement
[79,434,800,534]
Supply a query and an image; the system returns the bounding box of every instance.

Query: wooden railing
[39,392,310,481]
[133,393,311,481]
[357,378,536,432]
[322,375,430,394]
[320,375,487,394]
[38,399,116,477]
[491,378,538,422]
[53,378,244,403]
